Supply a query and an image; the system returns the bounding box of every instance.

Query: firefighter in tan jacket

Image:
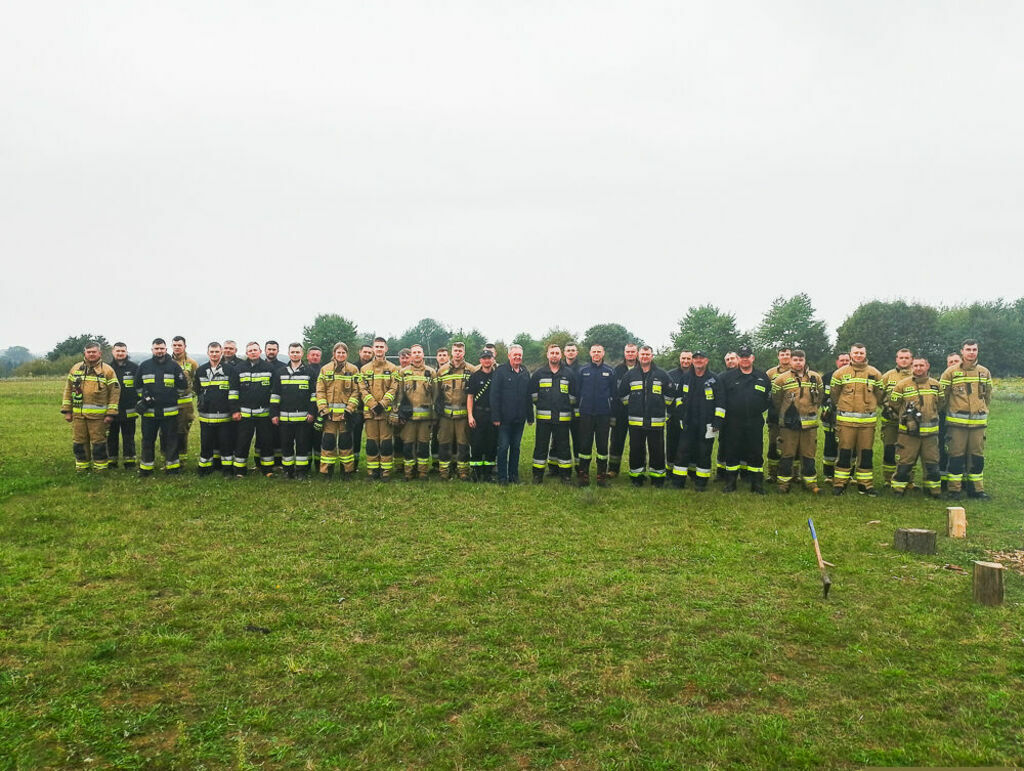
[61,341,120,471]
[316,342,362,477]
[358,337,400,480]
[879,348,913,485]
[889,357,945,498]
[764,347,791,483]
[435,341,478,480]
[829,344,885,496]
[939,339,992,500]
[770,349,823,493]
[394,344,436,480]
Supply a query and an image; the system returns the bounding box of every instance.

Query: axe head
[822,573,832,599]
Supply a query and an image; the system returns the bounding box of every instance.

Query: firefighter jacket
[137,356,188,418]
[771,369,824,430]
[490,363,532,423]
[395,363,436,421]
[880,366,912,420]
[62,360,120,418]
[359,359,400,417]
[618,365,674,429]
[719,368,771,423]
[830,362,884,426]
[675,369,726,431]
[939,361,992,428]
[110,358,140,417]
[436,361,478,419]
[889,375,944,436]
[274,363,317,422]
[173,354,200,408]
[576,362,616,416]
[236,357,280,418]
[530,364,577,423]
[194,361,240,423]
[316,360,361,421]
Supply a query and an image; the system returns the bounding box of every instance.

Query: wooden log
[893,528,937,554]
[972,561,1005,606]
[947,506,967,538]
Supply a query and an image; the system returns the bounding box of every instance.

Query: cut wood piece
[972,561,1005,606]
[947,506,967,538]
[893,528,937,555]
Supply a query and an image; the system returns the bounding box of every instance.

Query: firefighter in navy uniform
[61,341,120,472]
[718,346,771,494]
[305,347,324,470]
[273,343,317,478]
[466,349,498,482]
[617,345,674,487]
[530,344,577,485]
[608,343,639,477]
[233,342,281,477]
[670,351,724,491]
[194,341,241,477]
[665,350,693,475]
[820,352,850,484]
[107,342,138,468]
[136,338,189,475]
[171,336,199,468]
[575,344,617,487]
[558,342,582,473]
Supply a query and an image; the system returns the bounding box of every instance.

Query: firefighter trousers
[778,427,817,486]
[199,421,235,473]
[628,426,666,483]
[945,426,986,493]
[106,416,136,465]
[893,433,940,495]
[141,415,179,473]
[363,416,393,477]
[321,420,355,473]
[834,422,876,489]
[72,416,109,470]
[576,414,610,475]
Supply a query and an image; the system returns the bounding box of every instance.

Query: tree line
[5,296,1024,377]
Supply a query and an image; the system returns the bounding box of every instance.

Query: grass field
[1,378,1022,769]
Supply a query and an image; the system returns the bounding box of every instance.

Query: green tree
[936,299,1024,376]
[752,294,830,370]
[670,305,742,364]
[302,314,360,355]
[540,327,578,354]
[395,318,451,355]
[834,300,944,365]
[0,346,35,377]
[47,334,110,361]
[580,323,643,363]
[511,332,545,369]
[450,327,489,358]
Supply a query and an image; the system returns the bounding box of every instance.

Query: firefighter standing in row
[938,351,962,488]
[466,349,498,482]
[305,346,324,468]
[820,352,850,484]
[233,342,280,477]
[830,343,884,496]
[61,341,120,472]
[194,341,240,476]
[607,343,638,477]
[764,347,791,484]
[666,349,693,470]
[940,339,992,500]
[879,348,913,485]
[107,342,138,469]
[359,337,400,480]
[618,344,673,487]
[718,346,771,494]
[436,341,477,480]
[889,356,944,498]
[575,343,616,487]
[273,343,317,478]
[394,344,436,481]
[171,336,199,467]
[771,349,823,494]
[350,343,374,472]
[316,342,361,478]
[530,343,577,484]
[671,351,724,491]
[137,338,188,475]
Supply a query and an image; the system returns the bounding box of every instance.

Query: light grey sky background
[3,1,1023,354]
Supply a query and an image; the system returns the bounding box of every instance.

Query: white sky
[3,1,1024,354]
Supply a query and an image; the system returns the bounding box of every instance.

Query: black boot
[750,475,765,495]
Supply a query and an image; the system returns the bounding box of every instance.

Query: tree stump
[972,561,1005,606]
[893,528,937,554]
[947,506,967,538]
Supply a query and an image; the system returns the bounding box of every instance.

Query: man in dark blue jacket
[489,344,532,485]
[576,344,616,487]
[136,338,189,476]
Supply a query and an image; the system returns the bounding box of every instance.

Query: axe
[807,518,831,598]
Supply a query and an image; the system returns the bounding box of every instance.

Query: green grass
[1,378,1022,769]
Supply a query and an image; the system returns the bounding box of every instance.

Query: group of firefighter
[61,333,992,500]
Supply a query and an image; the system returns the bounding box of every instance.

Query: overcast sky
[3,1,1023,354]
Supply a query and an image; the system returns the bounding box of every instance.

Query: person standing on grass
[194,341,241,477]
[608,342,639,477]
[617,344,674,487]
[718,346,771,494]
[137,338,189,476]
[107,342,138,469]
[529,343,577,485]
[233,341,280,478]
[467,348,498,482]
[575,343,616,487]
[770,349,823,494]
[490,344,532,485]
[940,339,992,501]
[61,340,120,472]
